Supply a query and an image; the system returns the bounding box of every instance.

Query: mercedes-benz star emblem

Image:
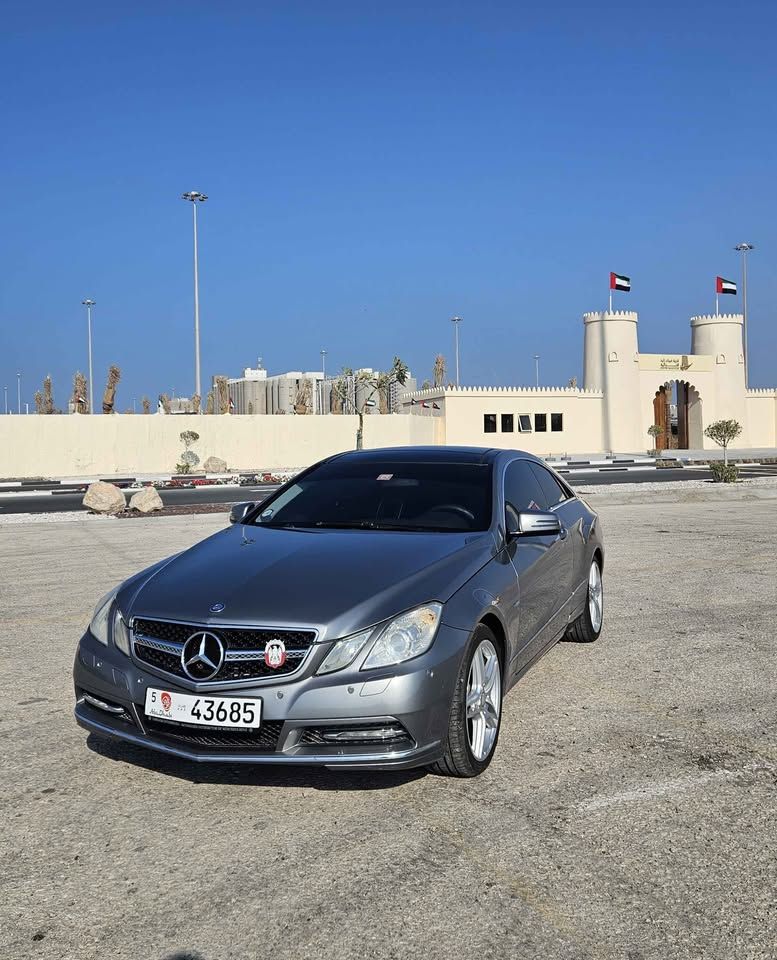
[181,631,225,681]
[209,602,225,613]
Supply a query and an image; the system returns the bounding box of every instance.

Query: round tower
[689,313,747,442]
[583,311,642,452]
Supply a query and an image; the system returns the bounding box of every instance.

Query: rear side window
[504,460,547,513]
[529,463,569,507]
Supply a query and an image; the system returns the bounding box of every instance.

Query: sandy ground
[1,485,776,960]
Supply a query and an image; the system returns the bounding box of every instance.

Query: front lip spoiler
[75,706,441,770]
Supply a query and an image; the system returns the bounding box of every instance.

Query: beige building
[401,310,777,455]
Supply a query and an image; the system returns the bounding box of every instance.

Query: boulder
[83,481,126,515]
[203,455,228,473]
[129,486,164,514]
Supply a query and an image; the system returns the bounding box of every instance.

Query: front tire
[566,557,603,643]
[430,624,502,778]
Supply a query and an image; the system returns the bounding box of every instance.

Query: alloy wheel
[465,638,501,761]
[588,561,603,633]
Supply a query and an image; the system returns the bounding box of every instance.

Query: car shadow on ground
[85,733,427,790]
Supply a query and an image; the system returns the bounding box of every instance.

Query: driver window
[504,460,548,514]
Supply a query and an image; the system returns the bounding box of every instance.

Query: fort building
[401,310,776,455]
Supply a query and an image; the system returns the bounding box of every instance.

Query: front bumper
[73,624,467,770]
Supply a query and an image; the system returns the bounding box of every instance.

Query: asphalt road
[2,484,776,959]
[3,464,777,515]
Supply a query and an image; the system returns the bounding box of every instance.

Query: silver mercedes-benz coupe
[73,446,604,777]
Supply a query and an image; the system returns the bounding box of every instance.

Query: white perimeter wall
[745,392,777,447]
[0,414,440,478]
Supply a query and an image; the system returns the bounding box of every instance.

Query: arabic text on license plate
[144,688,262,728]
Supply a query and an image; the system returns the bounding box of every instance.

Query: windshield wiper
[309,520,378,529]
[256,521,305,528]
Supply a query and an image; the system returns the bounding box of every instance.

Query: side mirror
[517,511,561,536]
[229,501,255,524]
[505,506,521,540]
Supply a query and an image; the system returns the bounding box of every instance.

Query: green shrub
[709,461,738,483]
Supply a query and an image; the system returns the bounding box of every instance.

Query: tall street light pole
[182,191,208,407]
[3,386,7,415]
[534,355,540,388]
[320,349,327,379]
[734,243,754,387]
[82,299,96,413]
[17,372,21,414]
[451,316,463,386]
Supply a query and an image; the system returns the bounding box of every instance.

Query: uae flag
[716,276,737,295]
[610,272,631,292]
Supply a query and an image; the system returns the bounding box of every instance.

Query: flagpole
[608,288,612,313]
[716,292,719,316]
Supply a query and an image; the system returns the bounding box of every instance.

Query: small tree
[141,396,151,415]
[433,354,446,388]
[71,371,89,414]
[647,423,664,455]
[177,430,200,474]
[42,375,54,415]
[102,365,121,414]
[704,419,742,467]
[356,357,408,448]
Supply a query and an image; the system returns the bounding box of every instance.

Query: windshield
[251,460,493,532]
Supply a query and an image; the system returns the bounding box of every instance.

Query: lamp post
[534,354,540,388]
[734,243,754,387]
[81,299,96,413]
[182,191,208,407]
[451,316,463,386]
[3,386,7,415]
[320,349,328,415]
[17,372,21,414]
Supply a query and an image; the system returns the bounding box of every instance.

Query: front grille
[144,716,284,751]
[131,617,316,685]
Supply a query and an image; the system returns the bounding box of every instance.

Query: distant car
[73,446,604,777]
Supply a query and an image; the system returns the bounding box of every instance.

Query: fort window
[483,414,497,433]
[518,414,532,432]
[501,413,514,433]
[551,413,563,432]
[534,413,547,432]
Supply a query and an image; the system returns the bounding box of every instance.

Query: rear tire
[430,624,503,778]
[566,557,603,643]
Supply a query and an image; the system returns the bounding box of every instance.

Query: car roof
[331,446,530,465]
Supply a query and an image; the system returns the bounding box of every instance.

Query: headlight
[89,589,130,655]
[362,603,442,670]
[113,607,131,656]
[89,590,117,646]
[317,630,371,675]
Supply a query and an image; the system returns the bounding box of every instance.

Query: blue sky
[1,0,775,411]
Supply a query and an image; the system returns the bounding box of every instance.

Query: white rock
[83,481,126,515]
[203,455,228,473]
[129,486,164,514]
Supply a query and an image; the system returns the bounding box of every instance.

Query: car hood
[124,524,496,641]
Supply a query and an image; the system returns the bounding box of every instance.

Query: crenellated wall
[401,386,605,454]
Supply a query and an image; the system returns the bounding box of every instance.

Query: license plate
[144,688,262,729]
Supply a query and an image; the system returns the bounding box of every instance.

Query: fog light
[321,724,407,743]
